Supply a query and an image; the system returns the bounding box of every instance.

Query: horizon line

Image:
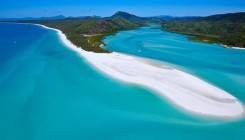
[1,11,245,19]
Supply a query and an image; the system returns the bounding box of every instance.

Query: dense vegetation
[161,12,245,48]
[23,17,143,53]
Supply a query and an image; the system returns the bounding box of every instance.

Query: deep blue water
[0,23,245,140]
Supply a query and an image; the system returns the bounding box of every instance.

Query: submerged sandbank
[37,24,244,119]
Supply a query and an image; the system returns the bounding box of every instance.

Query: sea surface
[0,23,244,140]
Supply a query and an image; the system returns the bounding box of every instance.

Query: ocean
[0,23,244,140]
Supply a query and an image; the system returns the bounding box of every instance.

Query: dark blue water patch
[0,23,48,64]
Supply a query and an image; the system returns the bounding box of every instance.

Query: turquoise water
[104,25,245,102]
[0,23,244,140]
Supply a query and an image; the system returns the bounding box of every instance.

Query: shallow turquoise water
[0,23,244,140]
[104,25,245,102]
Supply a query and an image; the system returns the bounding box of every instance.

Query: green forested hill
[25,17,143,53]
[162,12,245,48]
[204,12,245,22]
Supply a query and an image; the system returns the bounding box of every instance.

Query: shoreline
[231,47,245,50]
[161,29,245,50]
[36,23,244,120]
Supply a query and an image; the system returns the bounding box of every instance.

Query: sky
[1,0,245,18]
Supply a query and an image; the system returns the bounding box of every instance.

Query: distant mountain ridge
[0,11,142,22]
[151,15,201,21]
[0,15,66,21]
[202,12,245,22]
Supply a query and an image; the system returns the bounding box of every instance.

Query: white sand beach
[37,24,244,119]
[232,47,245,50]
[83,52,244,119]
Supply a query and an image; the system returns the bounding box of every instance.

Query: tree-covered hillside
[162,12,245,48]
[25,17,143,53]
